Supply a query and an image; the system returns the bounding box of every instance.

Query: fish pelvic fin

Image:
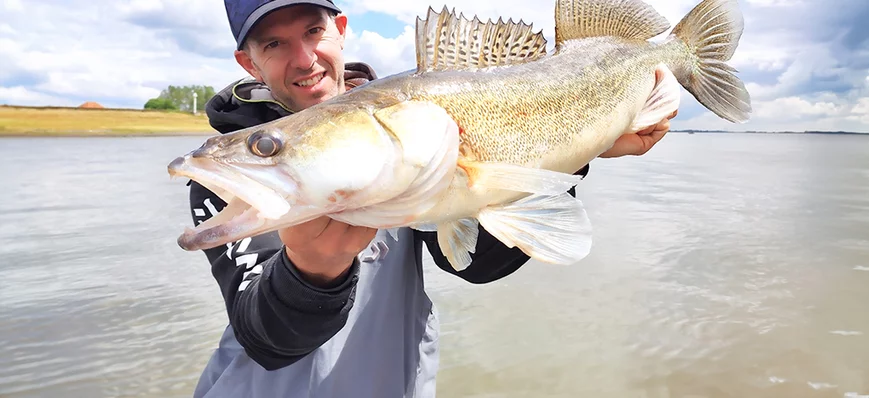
[669,0,752,123]
[414,6,547,73]
[436,218,480,271]
[553,0,670,45]
[477,192,592,265]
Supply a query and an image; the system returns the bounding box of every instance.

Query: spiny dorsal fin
[415,6,547,72]
[554,0,670,45]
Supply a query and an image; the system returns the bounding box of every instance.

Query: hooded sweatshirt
[189,62,588,398]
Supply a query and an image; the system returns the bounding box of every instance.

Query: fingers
[655,119,670,133]
[635,124,655,135]
[639,128,667,154]
[599,110,676,159]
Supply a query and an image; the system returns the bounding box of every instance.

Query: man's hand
[598,110,677,158]
[279,217,377,289]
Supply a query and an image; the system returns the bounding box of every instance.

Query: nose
[288,42,317,70]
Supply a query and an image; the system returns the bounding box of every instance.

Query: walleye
[168,0,751,271]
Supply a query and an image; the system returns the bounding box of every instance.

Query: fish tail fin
[669,0,752,123]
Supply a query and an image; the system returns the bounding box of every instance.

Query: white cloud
[674,92,869,133]
[1,0,22,12]
[344,26,417,77]
[0,1,245,109]
[0,0,867,133]
[746,0,808,7]
[0,87,78,107]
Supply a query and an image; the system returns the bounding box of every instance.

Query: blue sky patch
[346,11,410,38]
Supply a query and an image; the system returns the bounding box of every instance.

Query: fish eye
[247,130,283,158]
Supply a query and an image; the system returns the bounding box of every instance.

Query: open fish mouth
[167,156,320,251]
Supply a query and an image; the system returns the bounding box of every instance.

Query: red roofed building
[78,101,104,109]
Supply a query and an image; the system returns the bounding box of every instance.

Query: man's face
[235,5,348,112]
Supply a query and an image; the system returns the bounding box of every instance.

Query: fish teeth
[296,73,324,87]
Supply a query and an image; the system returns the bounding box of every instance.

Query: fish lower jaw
[178,197,260,251]
[170,157,294,220]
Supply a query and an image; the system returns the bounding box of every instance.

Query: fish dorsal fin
[554,0,670,44]
[415,6,548,72]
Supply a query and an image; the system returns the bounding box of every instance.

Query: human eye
[263,40,280,50]
[307,27,325,35]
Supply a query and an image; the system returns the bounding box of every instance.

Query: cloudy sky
[1,0,867,132]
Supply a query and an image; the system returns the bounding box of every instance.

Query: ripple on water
[5,135,869,397]
[0,290,226,398]
[829,331,863,336]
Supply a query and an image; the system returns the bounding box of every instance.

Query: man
[190,1,675,397]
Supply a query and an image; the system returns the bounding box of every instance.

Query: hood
[205,62,379,135]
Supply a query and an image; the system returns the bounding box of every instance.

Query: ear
[235,49,263,82]
[334,14,347,48]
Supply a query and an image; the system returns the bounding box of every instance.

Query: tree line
[144,85,216,112]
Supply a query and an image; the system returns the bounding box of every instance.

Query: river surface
[0,133,867,397]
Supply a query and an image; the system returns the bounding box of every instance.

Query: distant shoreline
[0,130,215,137]
[671,130,868,135]
[0,104,216,137]
[3,104,867,137]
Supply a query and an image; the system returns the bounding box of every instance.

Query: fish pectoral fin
[436,218,480,271]
[630,64,681,133]
[414,6,547,72]
[554,0,670,45]
[459,160,585,196]
[477,192,592,265]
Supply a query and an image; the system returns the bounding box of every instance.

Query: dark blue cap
[225,0,342,50]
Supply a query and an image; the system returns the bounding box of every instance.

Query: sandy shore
[0,105,217,137]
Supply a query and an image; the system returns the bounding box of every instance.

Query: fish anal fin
[630,64,681,133]
[414,6,548,72]
[477,192,592,265]
[436,218,480,271]
[554,0,670,45]
[458,159,585,196]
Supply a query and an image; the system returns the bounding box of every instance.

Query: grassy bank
[0,105,216,136]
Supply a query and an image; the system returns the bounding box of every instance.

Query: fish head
[168,96,460,251]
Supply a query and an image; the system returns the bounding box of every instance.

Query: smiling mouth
[294,72,326,87]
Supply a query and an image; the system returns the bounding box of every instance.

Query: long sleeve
[188,181,359,371]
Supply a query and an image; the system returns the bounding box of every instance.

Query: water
[1,133,867,397]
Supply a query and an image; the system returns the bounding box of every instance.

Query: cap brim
[236,0,342,50]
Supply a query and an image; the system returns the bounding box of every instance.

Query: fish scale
[396,37,665,168]
[168,0,752,272]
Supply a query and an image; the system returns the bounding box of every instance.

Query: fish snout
[167,155,187,175]
[190,145,214,158]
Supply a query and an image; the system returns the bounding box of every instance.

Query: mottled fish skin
[307,35,689,172]
[408,37,670,169]
[308,36,678,220]
[168,0,751,270]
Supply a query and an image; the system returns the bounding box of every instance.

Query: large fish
[168,0,751,271]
